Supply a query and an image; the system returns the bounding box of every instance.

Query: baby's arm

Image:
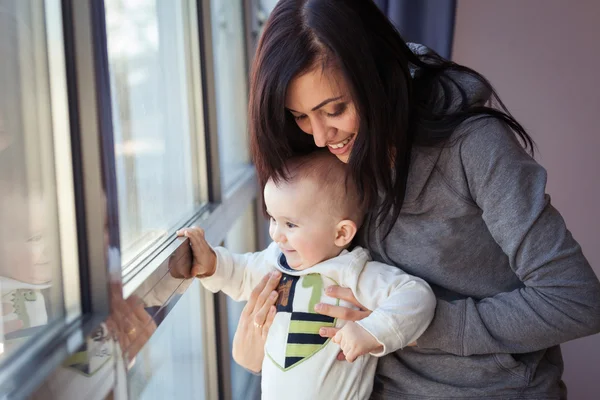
[334,261,436,361]
[207,245,278,301]
[178,227,277,301]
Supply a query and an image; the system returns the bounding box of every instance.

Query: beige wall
[452,0,600,397]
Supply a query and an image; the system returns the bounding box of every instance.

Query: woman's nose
[310,117,335,148]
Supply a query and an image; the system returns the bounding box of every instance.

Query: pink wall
[452,0,600,397]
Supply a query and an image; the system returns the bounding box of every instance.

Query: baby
[178,151,436,399]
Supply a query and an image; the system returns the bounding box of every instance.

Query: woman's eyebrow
[287,96,344,113]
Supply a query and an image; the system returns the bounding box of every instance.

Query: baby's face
[264,178,342,270]
[0,193,52,284]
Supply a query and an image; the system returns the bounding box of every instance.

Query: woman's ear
[334,219,358,248]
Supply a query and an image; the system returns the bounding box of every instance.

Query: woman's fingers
[231,273,280,373]
[314,303,369,321]
[244,271,281,318]
[244,274,270,317]
[255,272,281,311]
[261,306,276,340]
[326,285,369,311]
[254,290,278,326]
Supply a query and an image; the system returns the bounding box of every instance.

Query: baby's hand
[176,227,217,277]
[332,321,383,362]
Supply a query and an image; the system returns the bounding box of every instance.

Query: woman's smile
[327,134,355,156]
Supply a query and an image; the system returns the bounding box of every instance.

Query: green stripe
[64,351,88,367]
[285,343,322,357]
[289,320,333,334]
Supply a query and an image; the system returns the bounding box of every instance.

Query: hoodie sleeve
[347,259,436,356]
[417,119,600,356]
[199,242,278,302]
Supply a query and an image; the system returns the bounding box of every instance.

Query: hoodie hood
[408,42,492,112]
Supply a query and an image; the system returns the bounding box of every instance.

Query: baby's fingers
[179,227,211,251]
[345,350,358,363]
[332,330,342,345]
[319,326,340,338]
[177,227,205,241]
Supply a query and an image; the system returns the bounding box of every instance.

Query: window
[223,203,261,399]
[211,0,251,189]
[0,0,78,362]
[104,0,208,272]
[7,0,266,397]
[127,281,207,400]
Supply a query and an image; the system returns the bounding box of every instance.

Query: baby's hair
[270,150,365,226]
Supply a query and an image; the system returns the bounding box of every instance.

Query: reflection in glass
[211,0,251,188]
[0,0,65,361]
[127,281,206,400]
[105,0,201,267]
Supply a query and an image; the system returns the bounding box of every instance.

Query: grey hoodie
[360,46,600,399]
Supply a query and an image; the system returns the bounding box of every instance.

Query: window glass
[105,0,206,269]
[0,0,68,362]
[224,204,260,399]
[127,280,206,400]
[211,0,251,188]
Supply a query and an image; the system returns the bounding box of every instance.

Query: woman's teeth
[328,137,351,149]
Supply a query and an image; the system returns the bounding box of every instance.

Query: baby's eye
[286,222,297,229]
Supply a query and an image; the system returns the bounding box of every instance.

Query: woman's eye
[293,114,306,121]
[327,103,347,118]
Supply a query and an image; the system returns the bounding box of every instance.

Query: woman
[233,1,600,398]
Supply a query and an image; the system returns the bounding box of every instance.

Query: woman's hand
[317,286,416,360]
[231,271,281,373]
[107,282,156,364]
[315,286,373,360]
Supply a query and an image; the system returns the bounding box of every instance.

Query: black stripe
[291,312,334,323]
[278,253,295,271]
[287,333,328,345]
[285,357,303,368]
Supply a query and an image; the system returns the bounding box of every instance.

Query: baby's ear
[334,219,358,247]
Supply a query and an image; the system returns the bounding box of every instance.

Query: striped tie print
[285,312,335,368]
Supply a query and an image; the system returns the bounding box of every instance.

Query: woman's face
[285,67,359,163]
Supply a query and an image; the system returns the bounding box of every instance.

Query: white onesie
[200,242,435,400]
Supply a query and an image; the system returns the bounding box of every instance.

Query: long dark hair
[249,0,534,236]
